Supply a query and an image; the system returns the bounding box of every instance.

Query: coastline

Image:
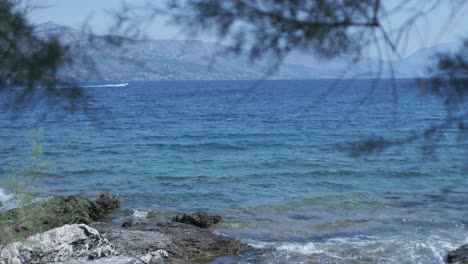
[0,193,466,264]
[2,79,466,263]
[0,193,254,264]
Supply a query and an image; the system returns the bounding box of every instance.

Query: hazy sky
[27,0,183,39]
[27,0,468,58]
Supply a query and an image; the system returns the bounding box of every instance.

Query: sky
[27,0,184,39]
[27,0,468,58]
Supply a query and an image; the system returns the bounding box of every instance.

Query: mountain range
[35,22,462,81]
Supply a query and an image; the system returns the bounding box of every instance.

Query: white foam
[277,242,324,255]
[0,188,13,204]
[247,233,463,264]
[248,240,325,255]
[133,210,148,219]
[247,240,275,249]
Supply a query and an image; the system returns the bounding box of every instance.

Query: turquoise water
[1,80,467,263]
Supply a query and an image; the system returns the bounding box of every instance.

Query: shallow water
[1,80,467,263]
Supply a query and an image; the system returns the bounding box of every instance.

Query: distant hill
[284,41,463,79]
[35,22,463,81]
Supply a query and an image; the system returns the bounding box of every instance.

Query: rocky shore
[447,244,468,264]
[0,193,120,240]
[1,193,466,264]
[0,194,253,264]
[1,221,252,264]
[92,221,251,263]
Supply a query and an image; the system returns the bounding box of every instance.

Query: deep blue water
[1,80,467,263]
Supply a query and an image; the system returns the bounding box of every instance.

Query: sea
[1,80,467,263]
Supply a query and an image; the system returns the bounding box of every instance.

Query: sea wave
[0,188,14,210]
[133,210,148,219]
[247,234,462,264]
[0,188,13,203]
[276,242,326,255]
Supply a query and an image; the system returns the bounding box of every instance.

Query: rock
[1,219,252,264]
[58,252,168,264]
[11,256,21,264]
[172,212,222,228]
[96,193,121,213]
[121,218,152,228]
[447,244,468,264]
[93,221,252,264]
[1,224,114,263]
[138,250,168,264]
[146,211,157,219]
[122,220,132,228]
[86,193,121,221]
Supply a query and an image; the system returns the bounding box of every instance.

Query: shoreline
[0,193,466,264]
[0,193,256,264]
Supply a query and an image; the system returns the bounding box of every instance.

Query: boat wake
[82,83,129,88]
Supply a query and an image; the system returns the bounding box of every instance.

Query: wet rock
[121,210,155,228]
[122,220,133,228]
[96,193,121,214]
[0,224,114,263]
[88,193,121,220]
[447,244,468,264]
[146,211,158,219]
[172,212,222,228]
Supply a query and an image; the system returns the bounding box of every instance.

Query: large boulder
[172,212,222,228]
[1,224,114,263]
[447,244,468,264]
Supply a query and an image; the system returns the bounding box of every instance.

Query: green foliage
[0,129,120,243]
[0,129,49,242]
[1,129,48,206]
[0,0,84,109]
[0,194,120,241]
[343,41,468,158]
[167,0,380,60]
[0,0,64,89]
[162,0,467,159]
[429,39,468,106]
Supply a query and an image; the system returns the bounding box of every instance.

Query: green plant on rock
[0,129,51,243]
[0,131,121,246]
